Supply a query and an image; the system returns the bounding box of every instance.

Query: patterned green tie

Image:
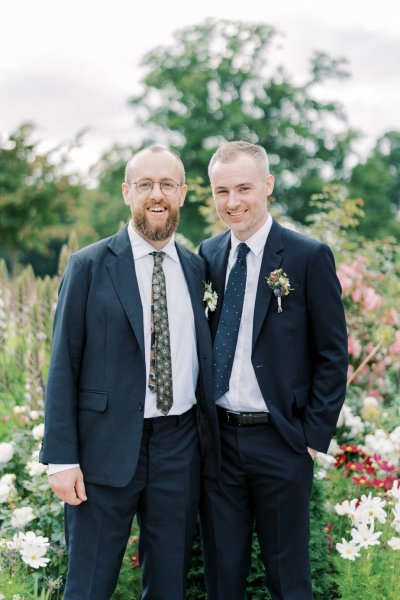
[148,251,173,415]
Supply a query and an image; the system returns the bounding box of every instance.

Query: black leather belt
[217,405,270,426]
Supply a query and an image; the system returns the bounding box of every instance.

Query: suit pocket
[293,383,310,410]
[78,390,108,412]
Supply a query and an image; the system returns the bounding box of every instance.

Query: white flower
[21,544,50,569]
[393,521,400,534]
[203,282,218,318]
[0,473,16,503]
[13,405,28,414]
[0,442,14,464]
[13,531,50,569]
[356,493,387,525]
[390,426,400,447]
[336,538,361,561]
[388,537,400,550]
[363,396,379,408]
[392,502,400,532]
[388,480,400,500]
[363,429,397,463]
[11,506,36,529]
[32,423,45,440]
[316,453,335,470]
[335,498,358,518]
[0,484,13,503]
[327,438,340,456]
[337,405,365,437]
[351,522,382,549]
[26,460,47,477]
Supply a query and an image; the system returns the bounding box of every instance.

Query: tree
[129,18,357,240]
[348,131,400,240]
[0,123,85,274]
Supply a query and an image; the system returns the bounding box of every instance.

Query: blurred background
[1,0,400,275]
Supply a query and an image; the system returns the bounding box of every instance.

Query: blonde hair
[208,141,269,178]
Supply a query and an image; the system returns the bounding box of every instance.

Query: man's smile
[228,209,247,217]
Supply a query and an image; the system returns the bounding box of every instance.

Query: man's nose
[150,182,164,200]
[226,191,241,208]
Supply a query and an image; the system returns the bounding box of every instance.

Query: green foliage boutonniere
[266,269,294,313]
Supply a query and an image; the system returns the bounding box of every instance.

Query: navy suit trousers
[64,408,200,600]
[201,419,314,600]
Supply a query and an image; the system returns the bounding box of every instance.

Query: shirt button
[138,403,144,411]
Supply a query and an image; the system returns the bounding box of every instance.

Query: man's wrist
[48,463,80,475]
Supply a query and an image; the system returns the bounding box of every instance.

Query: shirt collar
[230,214,273,258]
[127,221,179,262]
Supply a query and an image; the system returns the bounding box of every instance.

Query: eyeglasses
[128,178,182,195]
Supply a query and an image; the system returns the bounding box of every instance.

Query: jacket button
[138,403,144,411]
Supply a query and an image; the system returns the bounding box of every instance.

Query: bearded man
[40,145,219,600]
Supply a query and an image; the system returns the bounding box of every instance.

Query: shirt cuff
[48,463,80,475]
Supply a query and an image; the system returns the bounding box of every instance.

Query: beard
[133,203,180,242]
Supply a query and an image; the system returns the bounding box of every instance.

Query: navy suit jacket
[40,226,219,486]
[199,220,348,454]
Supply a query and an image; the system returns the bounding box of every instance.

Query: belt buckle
[226,410,240,425]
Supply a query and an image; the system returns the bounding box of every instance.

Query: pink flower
[348,335,362,358]
[362,287,382,311]
[351,287,363,303]
[390,331,400,355]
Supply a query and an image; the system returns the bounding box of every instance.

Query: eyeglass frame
[127,178,182,195]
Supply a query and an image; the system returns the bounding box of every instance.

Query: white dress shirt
[217,216,272,413]
[127,224,198,417]
[49,223,198,474]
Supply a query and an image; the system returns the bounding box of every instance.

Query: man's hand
[307,447,317,461]
[48,467,87,505]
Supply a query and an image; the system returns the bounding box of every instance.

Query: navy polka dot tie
[213,242,250,401]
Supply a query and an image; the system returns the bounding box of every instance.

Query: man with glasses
[40,145,219,599]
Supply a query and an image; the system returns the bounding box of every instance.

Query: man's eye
[162,181,175,190]
[239,186,251,193]
[216,190,228,196]
[138,181,152,191]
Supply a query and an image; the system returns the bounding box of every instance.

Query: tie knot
[236,243,250,259]
[150,251,165,266]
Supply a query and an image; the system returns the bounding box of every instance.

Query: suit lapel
[252,221,284,349]
[176,243,206,336]
[106,227,145,357]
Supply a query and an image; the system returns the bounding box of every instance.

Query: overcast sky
[1,0,399,173]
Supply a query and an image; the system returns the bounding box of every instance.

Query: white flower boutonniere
[266,269,294,313]
[203,281,218,318]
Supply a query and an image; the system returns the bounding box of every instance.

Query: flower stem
[347,340,382,387]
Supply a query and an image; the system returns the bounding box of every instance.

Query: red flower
[132,554,140,568]
[340,444,361,453]
[352,476,372,486]
[345,461,364,472]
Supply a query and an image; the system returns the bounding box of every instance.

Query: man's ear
[266,174,275,197]
[179,184,188,207]
[122,182,130,206]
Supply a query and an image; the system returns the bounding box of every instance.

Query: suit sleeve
[40,255,88,464]
[302,243,348,453]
